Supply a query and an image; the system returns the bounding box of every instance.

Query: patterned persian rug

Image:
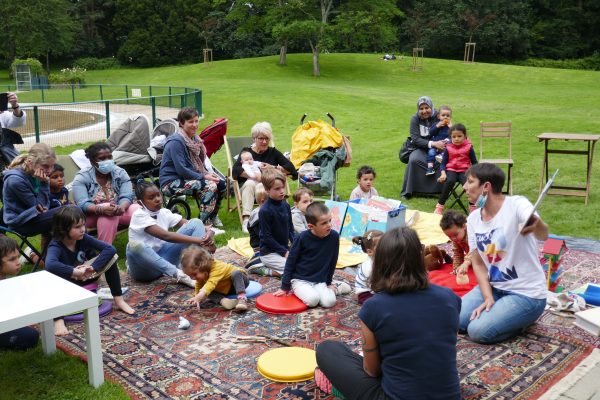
[55,247,600,400]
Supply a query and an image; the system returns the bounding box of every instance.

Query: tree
[0,0,79,71]
[399,0,530,60]
[332,0,402,53]
[71,0,119,58]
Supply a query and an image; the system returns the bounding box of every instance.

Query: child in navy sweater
[49,163,70,208]
[426,105,452,175]
[274,202,351,308]
[251,169,295,277]
[45,207,134,336]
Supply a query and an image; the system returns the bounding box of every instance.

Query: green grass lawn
[84,54,600,238]
[1,54,600,397]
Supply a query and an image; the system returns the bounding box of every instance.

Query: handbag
[399,137,416,164]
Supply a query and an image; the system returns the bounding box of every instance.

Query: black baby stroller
[290,113,352,200]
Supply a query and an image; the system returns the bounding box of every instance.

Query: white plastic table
[0,271,104,387]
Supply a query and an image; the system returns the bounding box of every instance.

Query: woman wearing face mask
[72,142,140,244]
[400,96,445,198]
[459,163,549,344]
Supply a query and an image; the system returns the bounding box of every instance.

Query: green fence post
[195,90,202,115]
[100,85,104,100]
[168,87,172,108]
[41,87,45,103]
[34,106,40,143]
[151,97,156,128]
[125,85,129,104]
[180,95,185,108]
[149,85,152,98]
[71,84,75,102]
[105,101,111,138]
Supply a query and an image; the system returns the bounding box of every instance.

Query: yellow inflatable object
[290,120,343,168]
[257,347,316,382]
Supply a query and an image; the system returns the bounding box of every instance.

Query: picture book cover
[341,203,369,240]
[367,196,402,212]
[325,200,348,234]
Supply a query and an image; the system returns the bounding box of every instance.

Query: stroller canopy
[290,120,343,168]
[106,114,152,166]
[200,118,227,158]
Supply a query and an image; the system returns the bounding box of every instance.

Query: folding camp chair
[447,182,468,214]
[224,136,291,226]
[480,122,513,195]
[0,208,46,272]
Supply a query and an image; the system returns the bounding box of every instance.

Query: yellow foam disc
[257,347,317,382]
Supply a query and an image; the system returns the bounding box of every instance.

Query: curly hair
[180,245,213,275]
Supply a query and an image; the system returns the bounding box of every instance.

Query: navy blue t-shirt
[359,284,461,400]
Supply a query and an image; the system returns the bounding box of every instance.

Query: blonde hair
[261,168,286,191]
[180,245,213,275]
[251,121,273,141]
[9,143,56,170]
[255,183,267,204]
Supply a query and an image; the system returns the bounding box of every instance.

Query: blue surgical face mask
[96,159,115,175]
[475,190,488,209]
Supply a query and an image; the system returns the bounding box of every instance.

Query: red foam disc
[256,293,308,314]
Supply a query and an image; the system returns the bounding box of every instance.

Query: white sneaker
[211,227,225,236]
[212,216,223,227]
[242,218,249,233]
[333,281,352,295]
[175,269,196,288]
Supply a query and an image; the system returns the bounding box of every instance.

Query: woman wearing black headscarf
[400,96,445,198]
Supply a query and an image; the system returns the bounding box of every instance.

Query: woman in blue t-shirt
[316,227,462,400]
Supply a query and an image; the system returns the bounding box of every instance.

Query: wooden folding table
[538,133,600,205]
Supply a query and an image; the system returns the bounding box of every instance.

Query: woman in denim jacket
[72,142,140,244]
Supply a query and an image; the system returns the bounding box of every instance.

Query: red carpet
[53,247,600,400]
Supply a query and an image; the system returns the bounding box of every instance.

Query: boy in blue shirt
[249,169,294,277]
[274,202,351,308]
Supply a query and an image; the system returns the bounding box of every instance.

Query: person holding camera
[0,92,26,129]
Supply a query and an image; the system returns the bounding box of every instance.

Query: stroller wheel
[167,197,191,220]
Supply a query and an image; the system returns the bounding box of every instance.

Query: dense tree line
[1,0,599,74]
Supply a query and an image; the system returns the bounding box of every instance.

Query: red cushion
[256,293,308,314]
[428,263,477,297]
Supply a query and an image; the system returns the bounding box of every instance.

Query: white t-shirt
[242,161,263,180]
[349,186,379,201]
[467,196,546,299]
[128,208,183,251]
[355,255,373,295]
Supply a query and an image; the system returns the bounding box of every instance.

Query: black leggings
[67,262,123,297]
[438,171,466,205]
[316,340,389,400]
[86,262,123,297]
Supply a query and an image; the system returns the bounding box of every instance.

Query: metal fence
[2,84,202,150]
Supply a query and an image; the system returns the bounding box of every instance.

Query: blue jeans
[126,218,206,281]
[427,147,440,164]
[459,285,546,343]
